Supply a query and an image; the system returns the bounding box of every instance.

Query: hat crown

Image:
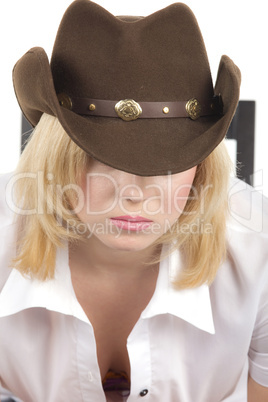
[51,0,214,102]
[13,0,240,176]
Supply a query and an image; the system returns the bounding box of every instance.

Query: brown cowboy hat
[13,0,241,176]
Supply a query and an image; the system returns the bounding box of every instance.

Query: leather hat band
[58,94,223,121]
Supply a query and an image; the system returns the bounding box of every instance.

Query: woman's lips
[110,215,153,231]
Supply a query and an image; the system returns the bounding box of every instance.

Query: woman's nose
[117,173,149,204]
[119,183,144,204]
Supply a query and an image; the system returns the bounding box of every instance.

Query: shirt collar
[141,244,215,334]
[0,244,215,334]
[0,246,88,323]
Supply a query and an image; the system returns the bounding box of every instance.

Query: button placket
[127,319,152,400]
[75,319,106,402]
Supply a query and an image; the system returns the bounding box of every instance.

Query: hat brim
[13,48,240,176]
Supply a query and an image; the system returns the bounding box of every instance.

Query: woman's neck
[69,234,161,281]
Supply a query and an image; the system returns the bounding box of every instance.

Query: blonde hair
[159,140,232,288]
[13,113,232,288]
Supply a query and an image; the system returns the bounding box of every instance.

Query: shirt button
[139,389,149,397]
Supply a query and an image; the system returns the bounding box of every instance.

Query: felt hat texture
[13,0,241,176]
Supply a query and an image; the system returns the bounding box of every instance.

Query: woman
[0,1,267,401]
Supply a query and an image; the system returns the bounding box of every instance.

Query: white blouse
[0,173,267,401]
